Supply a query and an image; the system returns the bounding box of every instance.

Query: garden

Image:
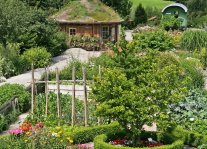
[1,27,207,149]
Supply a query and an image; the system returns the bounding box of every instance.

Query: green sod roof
[52,0,122,23]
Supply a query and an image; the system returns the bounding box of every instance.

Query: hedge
[171,126,207,147]
[70,122,122,144]
[94,134,184,149]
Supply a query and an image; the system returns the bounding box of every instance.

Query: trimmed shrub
[20,47,51,69]
[181,30,207,51]
[71,122,121,144]
[130,31,174,51]
[94,134,184,149]
[171,126,207,147]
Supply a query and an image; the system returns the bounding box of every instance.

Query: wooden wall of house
[59,23,119,42]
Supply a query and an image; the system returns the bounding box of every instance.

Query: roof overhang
[162,3,188,13]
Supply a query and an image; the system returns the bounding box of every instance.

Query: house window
[69,28,76,35]
[102,26,110,40]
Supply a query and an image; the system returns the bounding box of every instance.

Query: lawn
[130,0,173,18]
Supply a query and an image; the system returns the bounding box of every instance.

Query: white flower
[190,118,195,121]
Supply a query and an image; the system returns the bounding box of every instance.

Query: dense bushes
[94,134,184,149]
[130,31,174,51]
[181,30,207,51]
[20,47,51,69]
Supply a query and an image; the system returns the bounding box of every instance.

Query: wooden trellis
[30,65,101,127]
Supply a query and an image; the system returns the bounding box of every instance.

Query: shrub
[94,134,184,149]
[20,47,51,69]
[0,84,30,112]
[71,122,121,144]
[160,15,180,31]
[181,30,207,51]
[130,31,174,51]
[171,126,207,147]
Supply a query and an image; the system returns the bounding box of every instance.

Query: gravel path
[0,48,102,135]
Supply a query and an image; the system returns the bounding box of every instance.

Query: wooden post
[56,68,61,126]
[72,65,76,126]
[83,67,88,127]
[98,65,101,125]
[31,64,35,119]
[45,67,49,116]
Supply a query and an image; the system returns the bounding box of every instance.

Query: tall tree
[134,4,147,25]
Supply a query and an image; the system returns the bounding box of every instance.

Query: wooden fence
[0,96,18,115]
[30,65,101,126]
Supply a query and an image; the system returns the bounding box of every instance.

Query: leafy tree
[91,46,188,146]
[134,3,147,25]
[0,0,67,56]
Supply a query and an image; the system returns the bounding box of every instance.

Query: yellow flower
[55,126,61,130]
[24,140,28,142]
[67,137,73,143]
[60,140,63,142]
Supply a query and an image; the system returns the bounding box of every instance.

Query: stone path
[0,48,102,135]
[0,48,102,88]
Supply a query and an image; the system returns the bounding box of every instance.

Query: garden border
[94,134,184,149]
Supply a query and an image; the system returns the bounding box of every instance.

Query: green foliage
[27,93,85,126]
[181,30,207,51]
[71,122,121,144]
[160,15,180,31]
[0,0,67,56]
[171,126,207,147]
[130,31,174,51]
[94,134,184,149]
[69,35,102,51]
[0,122,120,148]
[0,111,19,133]
[179,58,204,89]
[0,43,21,77]
[0,84,30,112]
[91,49,188,146]
[134,4,147,25]
[20,47,51,69]
[100,0,132,18]
[199,48,207,68]
[21,0,71,11]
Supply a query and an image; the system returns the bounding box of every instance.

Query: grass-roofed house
[52,0,122,42]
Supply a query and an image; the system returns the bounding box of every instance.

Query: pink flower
[77,143,94,149]
[8,128,23,135]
